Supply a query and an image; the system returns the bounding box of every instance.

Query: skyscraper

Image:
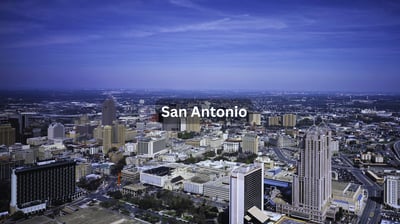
[47,122,65,140]
[102,97,116,126]
[10,160,76,214]
[384,175,400,209]
[230,164,264,224]
[288,124,333,223]
[248,112,261,126]
[282,114,297,127]
[0,124,15,146]
[186,114,201,133]
[113,123,126,145]
[268,115,281,126]
[242,133,259,154]
[103,125,112,154]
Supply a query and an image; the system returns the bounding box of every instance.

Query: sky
[0,0,400,92]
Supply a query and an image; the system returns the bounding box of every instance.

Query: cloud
[8,34,101,48]
[169,0,210,12]
[159,16,287,33]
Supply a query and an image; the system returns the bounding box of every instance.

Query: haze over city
[1,0,400,92]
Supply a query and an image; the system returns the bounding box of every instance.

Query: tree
[111,156,126,175]
[204,151,216,158]
[77,177,102,191]
[178,131,195,139]
[218,208,229,224]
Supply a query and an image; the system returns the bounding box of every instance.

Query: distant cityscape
[0,90,399,224]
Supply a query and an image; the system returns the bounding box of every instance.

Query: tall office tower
[291,124,332,223]
[0,124,16,146]
[186,114,201,133]
[113,124,126,146]
[103,125,112,154]
[268,116,281,126]
[10,160,76,214]
[230,164,264,224]
[102,97,116,126]
[384,175,400,209]
[47,122,65,140]
[162,117,183,131]
[242,133,259,154]
[248,112,261,126]
[282,114,297,127]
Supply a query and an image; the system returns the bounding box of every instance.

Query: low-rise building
[183,175,210,195]
[203,176,230,201]
[121,167,140,183]
[122,184,147,197]
[331,181,366,215]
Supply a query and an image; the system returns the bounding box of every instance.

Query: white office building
[384,175,400,209]
[229,164,264,224]
[276,124,336,223]
[47,123,65,140]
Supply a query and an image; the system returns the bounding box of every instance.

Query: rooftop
[143,166,174,176]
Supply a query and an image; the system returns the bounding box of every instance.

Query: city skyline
[1,0,400,92]
[0,89,399,223]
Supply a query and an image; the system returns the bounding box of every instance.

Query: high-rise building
[47,122,65,140]
[75,162,92,182]
[10,160,76,214]
[186,115,201,133]
[94,123,126,154]
[268,116,281,126]
[384,175,400,209]
[277,124,333,223]
[102,98,116,126]
[103,125,112,154]
[248,112,261,126]
[162,117,185,132]
[230,164,264,224]
[137,137,166,156]
[282,114,297,127]
[0,124,15,146]
[242,133,259,154]
[113,124,126,145]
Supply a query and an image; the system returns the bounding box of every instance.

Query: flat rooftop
[123,184,147,191]
[276,216,307,224]
[190,175,210,184]
[332,181,361,198]
[15,160,75,173]
[143,166,174,176]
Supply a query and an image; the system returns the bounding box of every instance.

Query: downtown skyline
[0,0,400,92]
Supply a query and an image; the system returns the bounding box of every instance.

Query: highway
[272,147,297,165]
[393,141,400,160]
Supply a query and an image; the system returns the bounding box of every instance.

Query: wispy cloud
[169,0,218,14]
[9,34,101,48]
[169,0,202,10]
[159,16,286,33]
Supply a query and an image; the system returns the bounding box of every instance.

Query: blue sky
[0,0,399,92]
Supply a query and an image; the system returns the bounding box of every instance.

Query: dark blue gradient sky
[0,0,399,92]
